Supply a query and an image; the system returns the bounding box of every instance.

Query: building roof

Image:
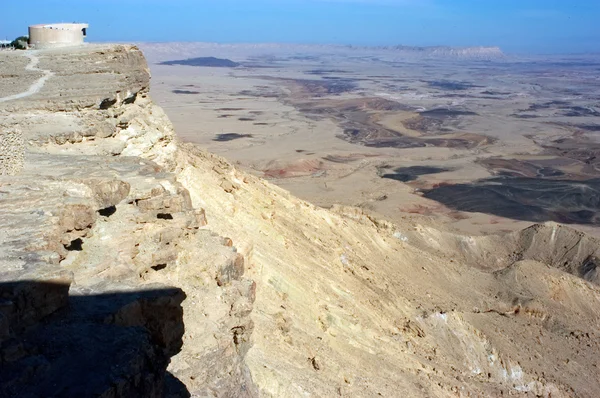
[30,23,89,30]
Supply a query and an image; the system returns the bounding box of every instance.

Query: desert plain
[3,42,600,396]
[141,42,600,237]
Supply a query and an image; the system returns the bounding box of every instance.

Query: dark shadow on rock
[305,69,350,75]
[477,158,565,179]
[160,57,240,68]
[379,165,450,182]
[423,176,600,225]
[419,108,478,117]
[0,280,187,398]
[213,133,253,142]
[289,78,357,96]
[172,90,200,95]
[165,372,192,398]
[427,80,483,91]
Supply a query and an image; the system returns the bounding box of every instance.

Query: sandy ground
[0,52,54,103]
[141,43,600,237]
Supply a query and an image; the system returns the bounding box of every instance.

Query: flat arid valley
[144,43,600,237]
[2,21,600,398]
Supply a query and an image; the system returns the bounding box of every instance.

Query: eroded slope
[2,44,600,397]
[177,143,600,397]
[0,45,255,397]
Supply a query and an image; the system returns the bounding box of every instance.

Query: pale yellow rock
[0,128,24,175]
[2,44,600,398]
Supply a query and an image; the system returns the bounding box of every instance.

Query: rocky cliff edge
[1,45,600,397]
[0,45,256,397]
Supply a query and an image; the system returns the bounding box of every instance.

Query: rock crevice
[0,45,257,397]
[2,43,600,398]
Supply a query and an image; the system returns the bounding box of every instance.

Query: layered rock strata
[0,45,256,397]
[1,44,600,398]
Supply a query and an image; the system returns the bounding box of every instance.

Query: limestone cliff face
[174,147,592,397]
[0,45,256,397]
[2,44,600,398]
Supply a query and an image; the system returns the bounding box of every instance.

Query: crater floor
[143,42,600,238]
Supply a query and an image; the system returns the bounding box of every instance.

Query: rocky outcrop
[398,221,600,284]
[175,134,600,396]
[0,127,23,175]
[0,148,190,397]
[0,279,186,398]
[0,45,256,397]
[2,43,600,398]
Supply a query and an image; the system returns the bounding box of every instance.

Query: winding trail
[0,52,54,103]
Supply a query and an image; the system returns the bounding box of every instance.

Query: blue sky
[2,0,599,53]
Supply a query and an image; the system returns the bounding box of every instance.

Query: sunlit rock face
[1,43,599,398]
[0,45,256,397]
[0,128,24,175]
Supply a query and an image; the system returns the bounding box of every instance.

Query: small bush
[10,36,28,50]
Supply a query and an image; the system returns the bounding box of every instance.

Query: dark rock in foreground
[0,44,257,398]
[0,280,185,398]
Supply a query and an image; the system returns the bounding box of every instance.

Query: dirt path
[0,52,54,103]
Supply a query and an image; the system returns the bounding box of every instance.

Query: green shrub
[10,36,28,50]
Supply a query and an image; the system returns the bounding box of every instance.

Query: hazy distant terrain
[160,56,241,67]
[142,42,600,236]
[4,42,600,397]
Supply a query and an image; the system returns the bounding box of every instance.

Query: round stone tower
[29,23,89,49]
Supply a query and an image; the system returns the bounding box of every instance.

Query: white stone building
[28,23,89,49]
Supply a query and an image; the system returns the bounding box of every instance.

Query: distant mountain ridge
[375,45,505,59]
[140,42,505,63]
[160,56,241,67]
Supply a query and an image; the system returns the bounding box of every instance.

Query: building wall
[29,24,88,49]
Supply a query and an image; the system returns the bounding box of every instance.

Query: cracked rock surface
[1,45,256,397]
[1,44,600,397]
